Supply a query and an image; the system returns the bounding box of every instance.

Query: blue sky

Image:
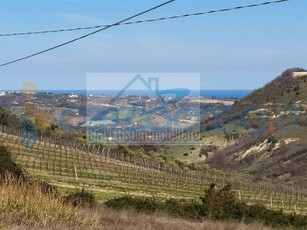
[0,0,306,90]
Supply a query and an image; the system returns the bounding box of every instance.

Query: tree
[200,183,237,219]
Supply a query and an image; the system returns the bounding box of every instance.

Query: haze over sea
[33,90,252,99]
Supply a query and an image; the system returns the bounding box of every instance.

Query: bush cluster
[65,188,96,208]
[105,183,307,229]
[0,146,25,181]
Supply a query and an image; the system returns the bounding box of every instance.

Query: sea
[32,90,252,100]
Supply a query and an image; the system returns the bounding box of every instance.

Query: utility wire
[0,0,176,67]
[0,0,289,37]
[0,0,290,67]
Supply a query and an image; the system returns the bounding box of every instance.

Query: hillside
[163,68,307,163]
[137,68,307,190]
[236,68,307,110]
[1,124,307,214]
[206,68,307,188]
[1,146,306,230]
[0,80,307,229]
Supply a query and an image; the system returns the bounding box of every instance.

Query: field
[0,172,291,230]
[0,125,307,215]
[165,127,242,163]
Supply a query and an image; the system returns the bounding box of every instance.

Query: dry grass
[1,207,289,230]
[0,174,291,230]
[96,208,285,230]
[0,174,98,227]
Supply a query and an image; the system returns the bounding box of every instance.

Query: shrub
[105,196,160,214]
[30,179,59,196]
[65,189,96,208]
[0,146,26,181]
[163,198,204,219]
[0,107,20,129]
[105,185,307,229]
[293,85,300,92]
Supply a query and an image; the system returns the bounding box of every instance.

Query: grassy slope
[163,126,246,164]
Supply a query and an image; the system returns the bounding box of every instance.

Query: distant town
[0,91,235,144]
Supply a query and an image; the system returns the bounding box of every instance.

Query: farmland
[0,125,306,215]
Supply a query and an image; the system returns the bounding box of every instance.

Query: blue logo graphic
[20,116,38,148]
[86,73,201,145]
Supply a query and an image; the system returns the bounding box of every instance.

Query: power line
[0,0,176,67]
[0,0,290,67]
[0,0,290,37]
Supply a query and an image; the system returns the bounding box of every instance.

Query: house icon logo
[109,74,160,105]
[106,74,191,127]
[111,73,189,107]
[86,73,201,145]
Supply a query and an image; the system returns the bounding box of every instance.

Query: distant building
[81,119,116,127]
